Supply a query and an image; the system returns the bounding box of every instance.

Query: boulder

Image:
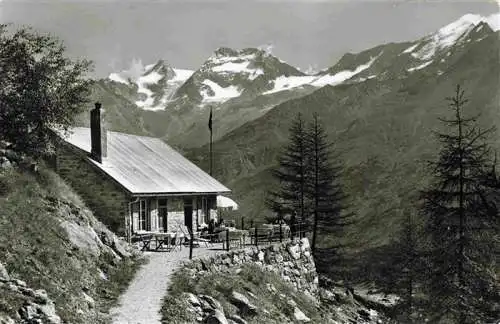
[97,229,131,258]
[111,236,132,258]
[205,309,228,324]
[300,238,310,251]
[82,292,95,308]
[293,306,310,323]
[199,295,223,312]
[37,301,61,324]
[0,262,10,281]
[266,283,277,294]
[257,251,265,262]
[4,149,20,163]
[227,314,248,324]
[33,289,49,304]
[0,315,15,324]
[18,304,38,322]
[275,254,283,263]
[98,268,108,281]
[287,245,301,260]
[61,221,102,256]
[230,291,257,316]
[0,157,12,170]
[13,279,26,287]
[358,309,371,320]
[184,292,201,307]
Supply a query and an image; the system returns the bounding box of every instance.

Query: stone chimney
[90,102,107,163]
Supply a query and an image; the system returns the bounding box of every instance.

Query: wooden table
[134,231,154,251]
[153,232,174,251]
[134,231,184,251]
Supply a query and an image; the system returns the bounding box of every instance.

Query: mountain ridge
[85,12,500,152]
[185,23,500,248]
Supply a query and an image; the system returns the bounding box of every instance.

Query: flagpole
[209,107,213,176]
[210,130,213,176]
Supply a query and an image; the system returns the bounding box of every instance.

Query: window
[139,199,148,231]
[158,199,168,232]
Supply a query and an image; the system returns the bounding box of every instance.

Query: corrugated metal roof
[60,127,231,195]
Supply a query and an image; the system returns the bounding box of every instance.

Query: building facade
[54,103,229,240]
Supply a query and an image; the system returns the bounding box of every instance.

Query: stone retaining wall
[183,238,319,297]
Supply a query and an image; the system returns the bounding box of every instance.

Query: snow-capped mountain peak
[171,47,306,106]
[485,12,500,31]
[107,59,193,111]
[439,13,484,36]
[104,12,498,112]
[409,13,497,60]
[205,48,265,81]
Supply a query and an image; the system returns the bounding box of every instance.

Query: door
[158,198,168,232]
[139,199,149,231]
[184,198,193,232]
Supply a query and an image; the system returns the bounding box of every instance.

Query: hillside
[0,152,141,323]
[187,24,500,250]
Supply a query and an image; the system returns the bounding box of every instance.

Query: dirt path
[110,245,223,324]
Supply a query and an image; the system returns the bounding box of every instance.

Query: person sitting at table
[208,219,215,234]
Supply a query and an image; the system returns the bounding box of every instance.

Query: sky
[1,0,498,78]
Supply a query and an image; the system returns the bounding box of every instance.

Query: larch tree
[306,112,352,254]
[267,113,311,238]
[419,85,500,323]
[395,210,421,323]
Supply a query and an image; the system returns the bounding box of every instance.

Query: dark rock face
[230,291,257,316]
[205,309,229,324]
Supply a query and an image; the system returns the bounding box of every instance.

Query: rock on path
[110,246,222,324]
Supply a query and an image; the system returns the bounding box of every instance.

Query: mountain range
[83,13,500,248]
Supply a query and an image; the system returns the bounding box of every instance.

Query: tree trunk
[456,90,466,324]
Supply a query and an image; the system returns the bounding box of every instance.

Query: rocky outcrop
[287,299,310,323]
[173,238,390,324]
[230,291,257,316]
[182,238,318,297]
[0,164,140,324]
[175,239,320,323]
[46,195,136,261]
[183,291,260,324]
[0,261,61,324]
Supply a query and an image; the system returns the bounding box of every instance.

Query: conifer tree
[306,112,352,253]
[419,85,500,323]
[267,113,310,237]
[396,210,420,323]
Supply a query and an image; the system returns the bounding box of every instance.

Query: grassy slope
[0,166,142,323]
[187,32,500,252]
